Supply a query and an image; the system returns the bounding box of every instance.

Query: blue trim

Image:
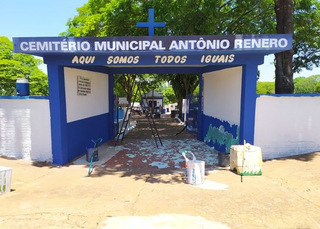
[0,96,49,100]
[257,93,320,97]
[47,65,69,165]
[108,73,115,138]
[67,113,111,162]
[198,73,204,141]
[239,64,257,145]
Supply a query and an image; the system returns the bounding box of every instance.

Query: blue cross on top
[136,9,165,36]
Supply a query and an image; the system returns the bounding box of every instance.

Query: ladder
[139,87,163,148]
[114,81,139,146]
[114,83,163,148]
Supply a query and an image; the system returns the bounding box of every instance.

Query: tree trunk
[274,0,294,94]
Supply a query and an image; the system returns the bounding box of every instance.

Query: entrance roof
[13,34,292,68]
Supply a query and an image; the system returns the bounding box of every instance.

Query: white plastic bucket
[0,166,12,195]
[182,151,205,185]
[187,160,205,185]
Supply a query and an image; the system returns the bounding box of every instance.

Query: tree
[257,82,275,94]
[169,74,199,118]
[273,0,320,94]
[62,0,275,106]
[294,75,320,93]
[160,86,177,105]
[292,0,320,73]
[0,36,48,96]
[274,0,294,94]
[63,0,320,97]
[315,81,320,93]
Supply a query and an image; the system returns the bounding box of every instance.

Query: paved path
[1,116,320,228]
[1,151,320,228]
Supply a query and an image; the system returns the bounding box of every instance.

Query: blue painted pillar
[239,64,258,145]
[108,73,114,139]
[47,64,68,165]
[197,73,204,141]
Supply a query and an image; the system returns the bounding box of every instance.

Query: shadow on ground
[264,151,320,163]
[90,166,187,184]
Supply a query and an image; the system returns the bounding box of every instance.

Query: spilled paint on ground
[105,139,218,169]
[195,180,229,190]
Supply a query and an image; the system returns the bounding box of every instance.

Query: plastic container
[86,147,99,162]
[187,160,205,185]
[218,152,230,167]
[230,145,263,175]
[118,107,124,119]
[0,166,12,195]
[16,78,30,96]
[182,151,205,185]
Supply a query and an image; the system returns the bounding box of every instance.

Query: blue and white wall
[255,95,320,159]
[63,67,112,162]
[0,98,52,161]
[143,90,163,108]
[202,67,242,153]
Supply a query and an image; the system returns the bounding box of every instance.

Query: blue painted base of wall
[67,113,112,162]
[203,114,239,153]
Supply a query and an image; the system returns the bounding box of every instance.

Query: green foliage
[204,124,239,153]
[62,0,274,37]
[256,82,275,94]
[0,36,48,96]
[114,74,166,103]
[294,75,320,93]
[62,0,275,103]
[292,0,320,73]
[62,0,320,95]
[160,86,177,105]
[315,81,320,93]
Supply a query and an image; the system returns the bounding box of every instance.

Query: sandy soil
[0,115,319,229]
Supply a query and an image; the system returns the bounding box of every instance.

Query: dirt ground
[0,115,320,229]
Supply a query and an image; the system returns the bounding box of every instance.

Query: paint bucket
[16,78,29,96]
[182,151,205,185]
[86,147,99,162]
[218,152,230,167]
[0,166,12,195]
[187,160,205,185]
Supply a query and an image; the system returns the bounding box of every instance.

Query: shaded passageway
[105,114,217,170]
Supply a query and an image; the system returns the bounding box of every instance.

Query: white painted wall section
[255,95,320,159]
[0,99,52,161]
[203,66,242,125]
[64,67,109,123]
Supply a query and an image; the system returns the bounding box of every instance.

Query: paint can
[218,152,230,167]
[86,147,99,162]
[187,160,205,185]
[181,151,205,185]
[0,166,12,195]
[16,78,29,96]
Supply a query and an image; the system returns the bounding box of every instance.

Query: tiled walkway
[104,115,218,169]
[104,138,217,169]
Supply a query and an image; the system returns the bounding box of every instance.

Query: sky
[1,0,320,81]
